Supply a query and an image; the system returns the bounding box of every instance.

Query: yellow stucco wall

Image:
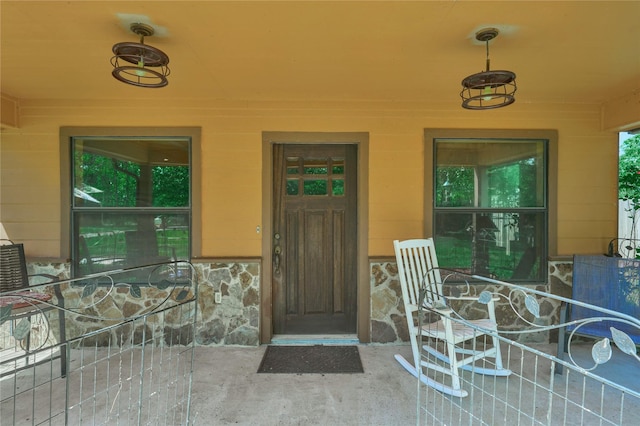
[0,99,619,258]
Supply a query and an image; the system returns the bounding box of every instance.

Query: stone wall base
[26,258,574,346]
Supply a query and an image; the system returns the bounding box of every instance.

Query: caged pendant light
[460,28,516,110]
[111,23,170,88]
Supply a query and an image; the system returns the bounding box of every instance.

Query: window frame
[424,128,558,281]
[60,127,202,267]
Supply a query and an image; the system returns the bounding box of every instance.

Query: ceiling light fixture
[460,28,516,110]
[111,23,170,88]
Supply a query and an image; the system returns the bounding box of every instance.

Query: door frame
[261,132,370,343]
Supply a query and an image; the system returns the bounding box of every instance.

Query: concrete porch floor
[193,343,640,426]
[3,342,639,425]
[191,344,417,425]
[190,342,640,425]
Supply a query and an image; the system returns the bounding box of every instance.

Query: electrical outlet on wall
[214,291,222,304]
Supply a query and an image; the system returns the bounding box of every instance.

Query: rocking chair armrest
[405,303,420,314]
[432,306,454,315]
[448,295,499,302]
[448,296,477,301]
[419,301,453,314]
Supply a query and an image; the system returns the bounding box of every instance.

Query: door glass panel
[304,158,329,175]
[304,179,327,195]
[332,179,344,196]
[286,179,299,195]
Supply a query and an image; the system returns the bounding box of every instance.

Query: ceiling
[1,1,639,107]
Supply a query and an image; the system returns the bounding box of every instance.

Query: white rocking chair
[393,238,511,397]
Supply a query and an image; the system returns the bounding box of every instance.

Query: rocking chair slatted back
[394,238,444,310]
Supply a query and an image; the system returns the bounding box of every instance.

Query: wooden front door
[272,144,357,334]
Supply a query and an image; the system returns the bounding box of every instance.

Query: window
[62,128,201,278]
[618,131,640,257]
[425,129,557,283]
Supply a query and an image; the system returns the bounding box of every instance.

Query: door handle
[273,233,282,275]
[273,245,282,274]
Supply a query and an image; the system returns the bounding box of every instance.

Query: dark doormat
[257,345,364,374]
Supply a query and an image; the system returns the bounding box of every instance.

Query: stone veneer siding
[27,257,574,346]
[194,261,261,346]
[27,260,262,347]
[370,257,574,344]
